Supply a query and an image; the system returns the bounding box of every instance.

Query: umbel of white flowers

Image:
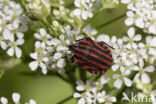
[122,0,156,35]
[0,0,28,58]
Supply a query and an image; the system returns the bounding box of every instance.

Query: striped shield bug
[63,27,114,74]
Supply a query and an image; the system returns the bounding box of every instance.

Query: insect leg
[69,56,74,63]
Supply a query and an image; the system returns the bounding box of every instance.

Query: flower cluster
[122,0,156,35]
[96,27,156,89]
[0,0,28,58]
[29,26,82,74]
[0,92,36,104]
[73,0,96,20]
[73,75,116,104]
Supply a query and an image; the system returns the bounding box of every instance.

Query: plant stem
[79,69,87,82]
[20,0,27,11]
[56,95,73,104]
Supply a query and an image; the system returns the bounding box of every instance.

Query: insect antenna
[62,26,73,45]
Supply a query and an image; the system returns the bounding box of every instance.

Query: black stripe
[85,37,110,57]
[99,42,112,57]
[71,46,111,68]
[74,55,105,71]
[78,42,112,62]
[74,45,112,64]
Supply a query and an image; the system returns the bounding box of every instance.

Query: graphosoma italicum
[69,37,114,74]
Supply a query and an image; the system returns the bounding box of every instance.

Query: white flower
[113,71,132,89]
[74,80,93,104]
[133,60,155,84]
[12,93,20,103]
[0,97,8,104]
[104,95,117,104]
[6,34,24,58]
[73,0,95,20]
[82,24,97,38]
[91,88,102,104]
[73,92,93,104]
[29,52,48,74]
[93,75,110,90]
[123,27,141,49]
[76,80,92,91]
[34,28,52,45]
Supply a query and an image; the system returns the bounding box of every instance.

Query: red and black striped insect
[63,27,114,74]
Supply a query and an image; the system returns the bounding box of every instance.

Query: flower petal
[125,18,133,26]
[151,37,156,47]
[100,75,110,85]
[141,73,150,84]
[134,34,142,41]
[134,73,140,80]
[144,65,155,72]
[82,10,88,20]
[114,79,123,89]
[112,64,119,71]
[74,9,81,16]
[15,47,22,58]
[7,47,14,56]
[34,33,41,40]
[12,93,20,103]
[124,77,132,87]
[73,92,81,98]
[78,98,85,104]
[0,97,8,104]
[127,27,135,37]
[29,61,38,71]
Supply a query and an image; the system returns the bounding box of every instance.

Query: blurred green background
[0,0,133,104]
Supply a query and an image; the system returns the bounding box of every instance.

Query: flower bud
[26,0,51,20]
[100,0,119,10]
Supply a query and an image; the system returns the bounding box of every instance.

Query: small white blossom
[113,71,132,89]
[73,92,93,104]
[34,28,52,46]
[133,60,155,84]
[82,24,97,38]
[73,0,96,20]
[6,34,24,58]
